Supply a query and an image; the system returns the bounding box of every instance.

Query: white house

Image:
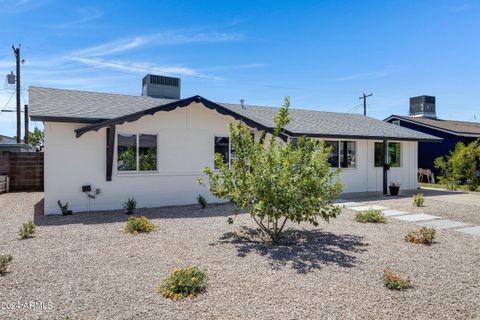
[29,75,440,215]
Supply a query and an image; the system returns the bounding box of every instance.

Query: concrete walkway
[337,200,480,237]
[419,188,480,207]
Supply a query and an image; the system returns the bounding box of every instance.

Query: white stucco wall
[43,102,418,215]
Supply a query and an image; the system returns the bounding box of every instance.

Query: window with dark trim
[117,134,157,172]
[374,142,401,167]
[214,137,229,169]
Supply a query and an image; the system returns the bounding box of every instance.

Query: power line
[2,91,15,109]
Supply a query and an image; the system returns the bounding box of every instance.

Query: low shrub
[18,221,36,239]
[197,194,207,209]
[124,216,156,234]
[412,193,424,207]
[122,197,137,215]
[382,268,412,290]
[405,227,436,245]
[0,255,13,275]
[158,266,207,300]
[354,209,385,223]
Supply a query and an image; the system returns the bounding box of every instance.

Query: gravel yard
[1,192,479,320]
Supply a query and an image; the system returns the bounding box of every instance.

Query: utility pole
[12,45,21,143]
[359,93,372,116]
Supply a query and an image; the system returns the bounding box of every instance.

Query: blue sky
[1,0,479,137]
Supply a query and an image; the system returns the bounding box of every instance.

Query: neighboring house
[29,75,440,215]
[0,135,33,153]
[385,96,480,177]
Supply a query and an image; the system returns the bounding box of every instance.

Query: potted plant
[389,182,400,196]
[122,197,137,215]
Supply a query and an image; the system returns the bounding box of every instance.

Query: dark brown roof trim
[30,115,106,124]
[75,95,275,138]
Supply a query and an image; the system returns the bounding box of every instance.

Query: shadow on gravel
[34,201,236,226]
[215,227,368,273]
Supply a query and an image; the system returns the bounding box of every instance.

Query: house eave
[74,95,275,138]
[30,115,106,124]
[384,115,480,138]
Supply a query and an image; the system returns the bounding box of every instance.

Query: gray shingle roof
[29,86,441,141]
[387,115,480,136]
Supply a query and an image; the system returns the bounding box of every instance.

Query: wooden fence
[0,152,44,191]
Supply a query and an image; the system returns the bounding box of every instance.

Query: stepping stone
[335,202,365,208]
[349,205,389,212]
[393,214,440,222]
[382,209,410,217]
[456,226,480,236]
[417,219,471,230]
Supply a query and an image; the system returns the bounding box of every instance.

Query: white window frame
[116,132,159,174]
[374,141,402,168]
[392,120,401,126]
[324,139,357,170]
[214,136,231,169]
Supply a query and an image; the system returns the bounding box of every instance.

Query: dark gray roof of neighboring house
[386,115,480,137]
[0,135,18,145]
[29,86,441,141]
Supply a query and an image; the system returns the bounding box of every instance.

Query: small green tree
[199,97,344,242]
[28,127,44,152]
[435,140,480,191]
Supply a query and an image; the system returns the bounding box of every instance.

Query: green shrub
[412,193,424,207]
[199,97,343,242]
[197,194,207,209]
[158,266,207,300]
[435,140,480,191]
[0,255,13,275]
[18,221,36,239]
[382,268,411,290]
[405,227,436,245]
[122,197,137,214]
[124,216,156,234]
[354,209,385,223]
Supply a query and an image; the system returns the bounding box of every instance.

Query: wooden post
[24,104,29,145]
[383,138,388,195]
[106,125,115,181]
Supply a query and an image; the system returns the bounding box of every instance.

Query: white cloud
[200,63,266,71]
[48,7,103,29]
[72,37,151,57]
[450,3,473,12]
[0,0,48,13]
[71,57,222,80]
[72,31,243,57]
[335,70,387,81]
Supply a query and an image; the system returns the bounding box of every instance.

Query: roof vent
[409,95,436,119]
[141,74,180,99]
